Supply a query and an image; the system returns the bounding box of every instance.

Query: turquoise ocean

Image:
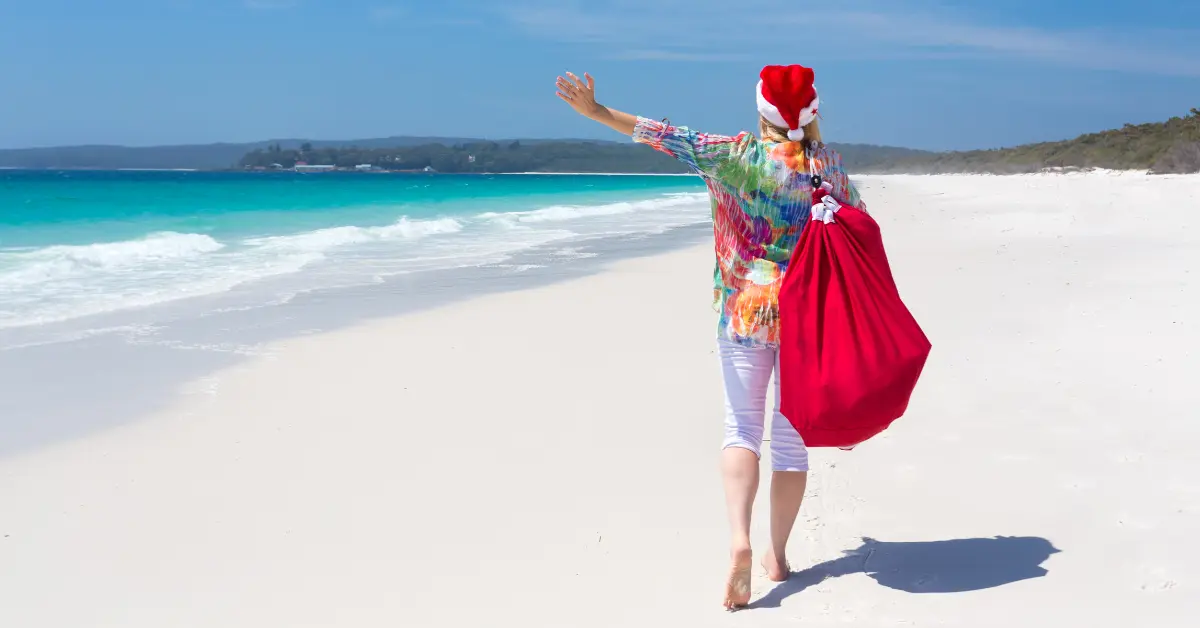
[0,170,708,339]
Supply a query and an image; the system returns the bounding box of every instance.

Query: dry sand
[2,173,1198,626]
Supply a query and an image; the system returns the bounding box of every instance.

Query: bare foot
[724,546,753,610]
[761,550,791,582]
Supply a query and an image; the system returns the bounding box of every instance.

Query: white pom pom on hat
[756,65,819,141]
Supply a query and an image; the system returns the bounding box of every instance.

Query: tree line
[239,108,1200,176]
[238,140,692,174]
[858,108,1200,175]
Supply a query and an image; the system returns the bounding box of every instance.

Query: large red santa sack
[778,185,932,449]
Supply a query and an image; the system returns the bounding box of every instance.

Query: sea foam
[483,192,707,224]
[244,217,463,251]
[0,192,706,332]
[0,232,224,288]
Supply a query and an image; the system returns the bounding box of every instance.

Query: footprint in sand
[1137,568,1178,593]
[1141,579,1178,592]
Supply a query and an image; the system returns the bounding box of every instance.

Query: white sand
[2,172,1198,626]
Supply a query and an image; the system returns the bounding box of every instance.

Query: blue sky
[0,0,1197,150]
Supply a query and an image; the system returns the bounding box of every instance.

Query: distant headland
[1,109,1196,175]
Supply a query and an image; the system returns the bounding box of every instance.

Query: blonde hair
[759,116,822,148]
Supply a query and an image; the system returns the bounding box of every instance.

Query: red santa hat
[756,65,819,141]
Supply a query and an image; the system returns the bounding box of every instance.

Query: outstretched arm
[555,71,749,177]
[555,72,637,136]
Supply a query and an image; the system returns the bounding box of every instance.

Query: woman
[555,65,865,610]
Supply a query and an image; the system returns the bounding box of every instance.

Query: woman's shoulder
[812,143,845,163]
[812,144,851,174]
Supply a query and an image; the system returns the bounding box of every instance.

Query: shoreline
[0,222,713,458]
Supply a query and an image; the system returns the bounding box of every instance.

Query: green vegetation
[237,140,691,173]
[237,140,943,174]
[237,109,1199,175]
[825,144,937,172]
[3,109,1196,174]
[863,108,1200,174]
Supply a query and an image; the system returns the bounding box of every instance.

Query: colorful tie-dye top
[633,116,866,348]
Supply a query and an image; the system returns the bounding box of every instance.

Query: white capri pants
[718,339,809,472]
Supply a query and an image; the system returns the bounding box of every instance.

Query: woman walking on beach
[555,64,866,610]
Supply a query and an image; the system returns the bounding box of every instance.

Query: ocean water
[0,170,708,343]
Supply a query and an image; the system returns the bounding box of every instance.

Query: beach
[2,172,1198,626]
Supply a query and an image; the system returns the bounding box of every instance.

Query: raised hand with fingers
[552,71,638,136]
[555,72,600,117]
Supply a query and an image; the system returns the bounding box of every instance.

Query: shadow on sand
[750,536,1060,609]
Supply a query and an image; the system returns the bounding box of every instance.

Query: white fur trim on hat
[787,96,820,140]
[796,94,816,127]
[756,80,788,128]
[796,95,819,127]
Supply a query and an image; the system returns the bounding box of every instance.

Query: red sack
[778,187,931,449]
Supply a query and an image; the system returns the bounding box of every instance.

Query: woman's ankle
[762,547,791,581]
[730,540,753,562]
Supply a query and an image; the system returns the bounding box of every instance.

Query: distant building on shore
[294,162,336,173]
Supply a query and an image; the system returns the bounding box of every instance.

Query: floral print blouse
[633,116,866,348]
